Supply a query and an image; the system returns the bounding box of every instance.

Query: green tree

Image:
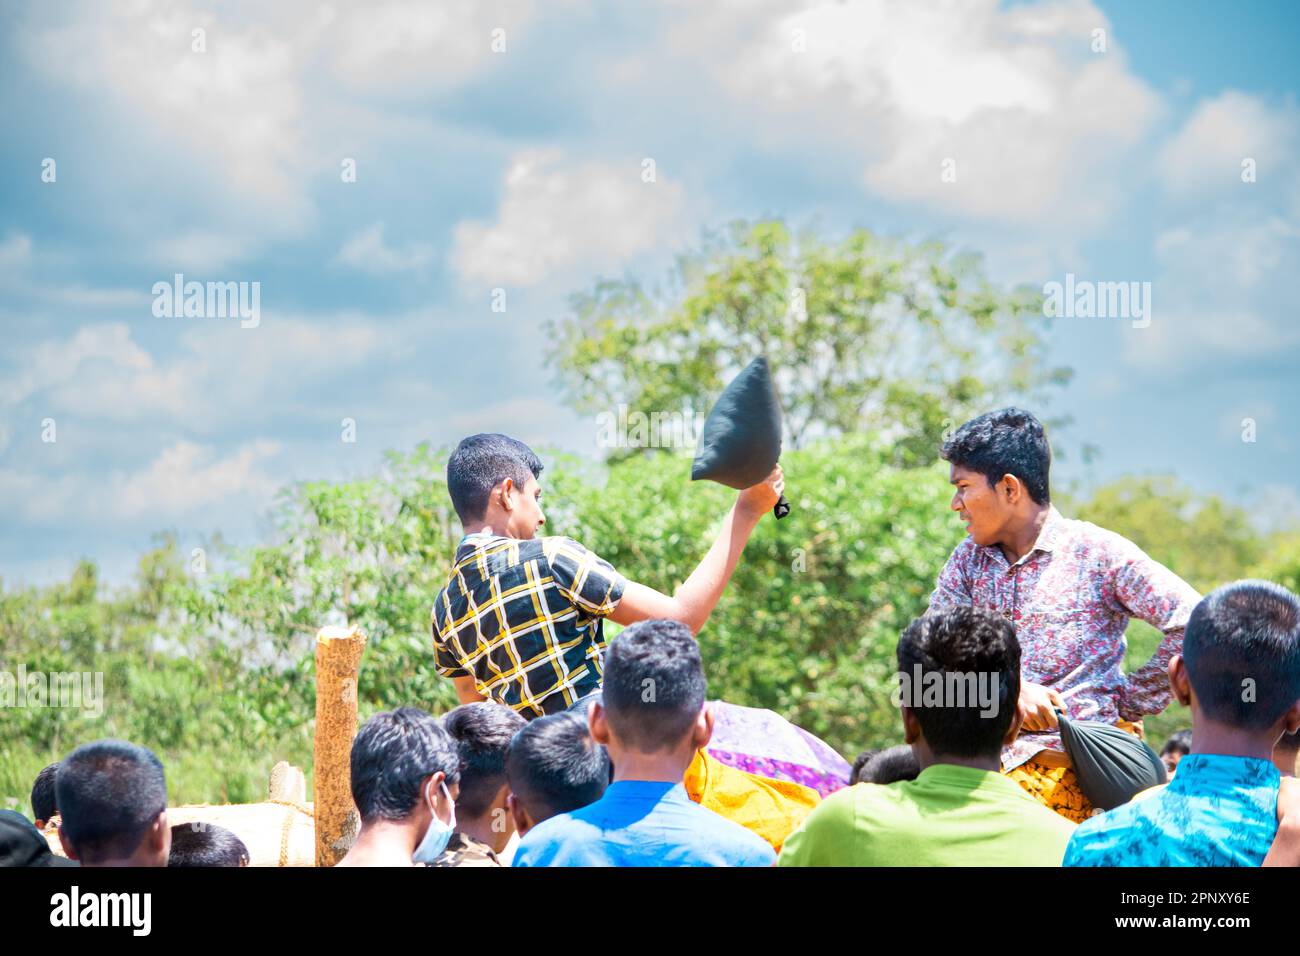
[547,219,1070,464]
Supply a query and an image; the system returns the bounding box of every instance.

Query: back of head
[941,407,1051,505]
[167,822,250,867]
[56,740,167,864]
[1161,729,1193,757]
[446,433,543,524]
[859,745,921,785]
[897,607,1021,759]
[849,749,880,785]
[506,711,610,823]
[442,702,527,820]
[1183,580,1300,730]
[350,707,461,824]
[602,619,707,753]
[31,762,60,824]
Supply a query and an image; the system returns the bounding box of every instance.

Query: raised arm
[610,466,784,635]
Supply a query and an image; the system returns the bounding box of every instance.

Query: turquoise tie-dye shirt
[1063,754,1279,867]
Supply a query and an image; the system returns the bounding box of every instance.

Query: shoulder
[540,535,593,559]
[512,810,598,865]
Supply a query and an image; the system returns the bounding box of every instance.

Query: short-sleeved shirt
[432,532,626,718]
[927,507,1201,771]
[1062,753,1280,867]
[778,763,1075,866]
[511,780,776,867]
[429,832,501,868]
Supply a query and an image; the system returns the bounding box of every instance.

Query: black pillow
[691,356,783,490]
[1057,712,1168,811]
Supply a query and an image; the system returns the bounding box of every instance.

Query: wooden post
[313,625,367,867]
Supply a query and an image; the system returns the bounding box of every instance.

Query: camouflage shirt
[430,832,501,868]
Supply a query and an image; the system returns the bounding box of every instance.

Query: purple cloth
[705,700,851,797]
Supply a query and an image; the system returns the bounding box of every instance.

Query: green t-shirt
[778,763,1075,867]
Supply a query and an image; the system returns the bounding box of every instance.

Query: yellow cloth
[1005,759,1093,824]
[1005,718,1145,824]
[683,750,820,853]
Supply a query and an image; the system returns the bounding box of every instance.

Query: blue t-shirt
[1063,753,1280,867]
[511,780,776,867]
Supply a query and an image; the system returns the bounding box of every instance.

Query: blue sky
[1,0,1298,586]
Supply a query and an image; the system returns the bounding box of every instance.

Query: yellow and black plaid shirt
[432,532,626,718]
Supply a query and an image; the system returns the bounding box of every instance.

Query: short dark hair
[350,707,461,824]
[942,407,1051,505]
[441,702,527,819]
[31,762,59,822]
[1183,580,1300,730]
[167,822,250,867]
[897,608,1021,759]
[506,711,610,823]
[56,740,167,863]
[1161,729,1193,757]
[446,433,543,523]
[602,619,707,752]
[859,745,921,785]
[849,749,880,785]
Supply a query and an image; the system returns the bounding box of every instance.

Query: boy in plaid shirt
[432,433,783,718]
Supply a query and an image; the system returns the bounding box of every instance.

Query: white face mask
[412,780,456,864]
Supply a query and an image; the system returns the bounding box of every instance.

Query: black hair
[56,740,167,863]
[1183,580,1300,730]
[446,433,543,524]
[602,619,706,753]
[859,745,921,785]
[506,711,610,823]
[942,407,1051,505]
[167,822,250,867]
[1160,729,1193,757]
[31,762,59,823]
[441,702,527,820]
[350,707,461,825]
[849,749,880,785]
[897,607,1022,759]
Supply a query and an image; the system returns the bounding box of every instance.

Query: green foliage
[550,434,963,755]
[547,220,1070,465]
[3,440,1291,813]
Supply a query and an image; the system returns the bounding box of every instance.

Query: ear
[151,810,170,856]
[498,477,516,513]
[900,704,921,745]
[507,792,532,837]
[1283,700,1300,735]
[1168,655,1192,707]
[691,702,715,751]
[57,824,79,862]
[1000,474,1023,505]
[589,701,611,746]
[1002,698,1024,747]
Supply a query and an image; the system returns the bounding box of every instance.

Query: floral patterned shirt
[927,506,1201,772]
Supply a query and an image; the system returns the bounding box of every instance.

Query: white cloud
[152,232,252,272]
[336,223,436,275]
[1127,93,1300,371]
[324,0,538,92]
[1125,216,1300,370]
[0,233,33,271]
[451,149,689,285]
[664,0,1160,227]
[2,317,385,428]
[1157,91,1299,199]
[113,439,282,520]
[0,439,281,525]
